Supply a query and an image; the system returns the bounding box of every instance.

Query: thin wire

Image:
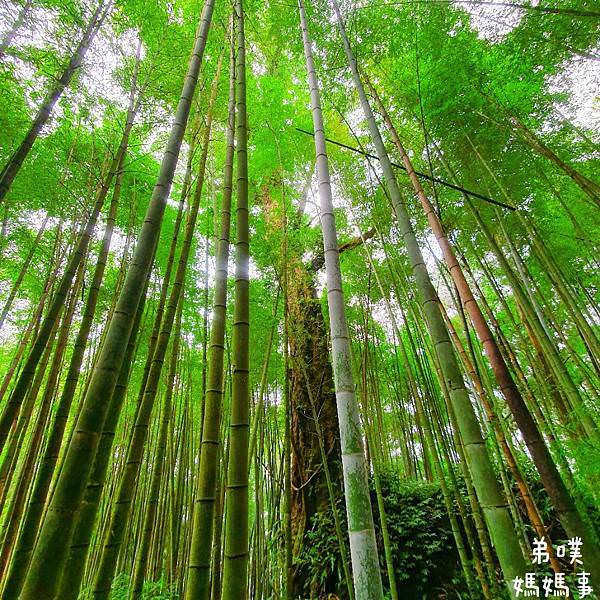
[295,127,516,209]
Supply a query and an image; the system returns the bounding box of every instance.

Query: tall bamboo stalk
[129,294,184,600]
[330,1,527,591]
[299,1,384,597]
[221,0,251,595]
[19,3,215,596]
[186,30,236,598]
[1,57,142,597]
[92,52,222,600]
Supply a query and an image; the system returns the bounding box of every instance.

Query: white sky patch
[0,296,31,347]
[0,3,62,52]
[448,18,465,37]
[75,27,143,126]
[302,167,352,224]
[249,42,267,76]
[456,1,524,42]
[370,295,403,344]
[165,1,184,26]
[301,178,320,222]
[547,51,600,135]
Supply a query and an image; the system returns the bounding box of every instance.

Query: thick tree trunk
[257,171,343,596]
[300,2,383,597]
[288,261,341,555]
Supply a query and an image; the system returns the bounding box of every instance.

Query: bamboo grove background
[0,0,598,598]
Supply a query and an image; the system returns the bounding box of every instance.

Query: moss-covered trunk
[287,261,341,550]
[259,181,342,597]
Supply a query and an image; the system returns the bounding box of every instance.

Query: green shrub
[81,572,179,600]
[296,471,471,599]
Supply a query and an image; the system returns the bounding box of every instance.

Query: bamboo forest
[0,0,599,598]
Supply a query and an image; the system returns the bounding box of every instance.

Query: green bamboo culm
[130,292,184,600]
[298,1,384,597]
[18,2,216,597]
[221,0,250,596]
[0,51,142,598]
[328,0,528,595]
[0,113,128,456]
[92,48,223,600]
[186,24,236,600]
